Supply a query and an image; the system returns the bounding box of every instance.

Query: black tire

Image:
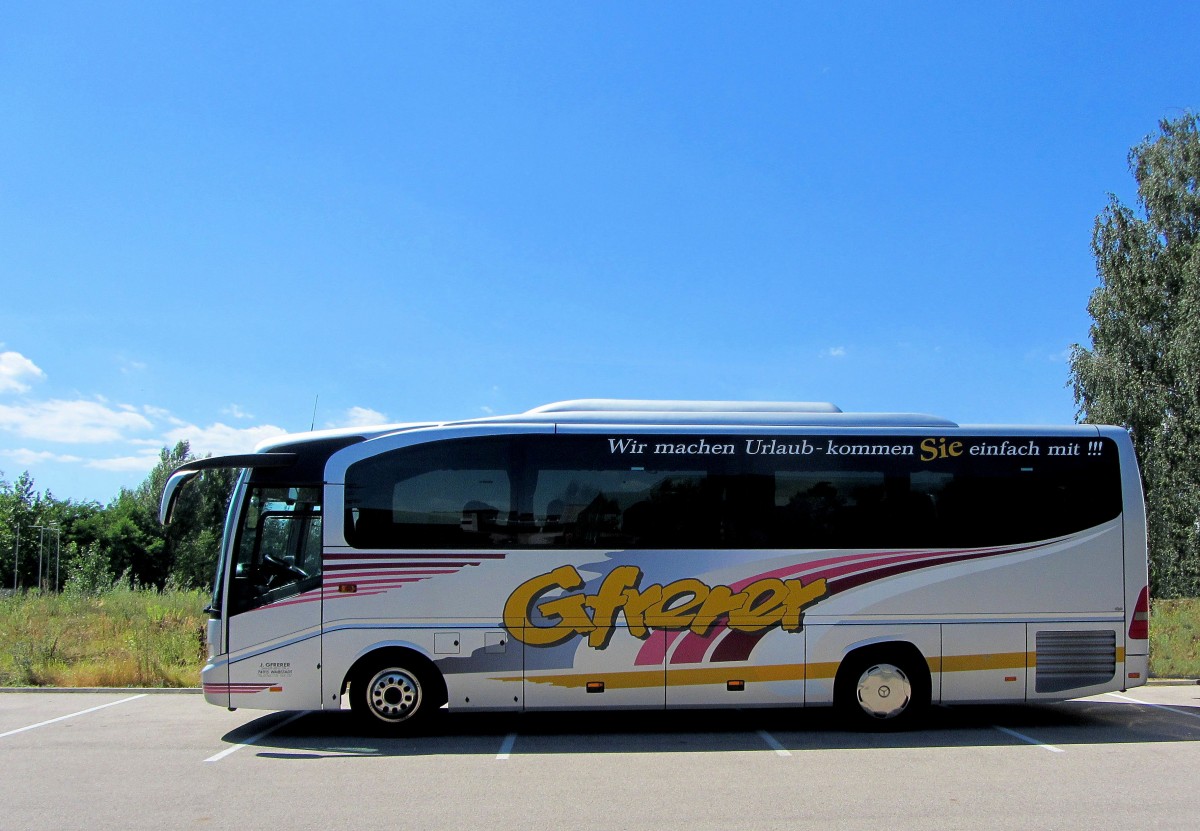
[349,655,441,735]
[835,647,930,731]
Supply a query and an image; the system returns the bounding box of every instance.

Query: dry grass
[1,587,1196,687]
[1149,597,1200,679]
[0,587,207,687]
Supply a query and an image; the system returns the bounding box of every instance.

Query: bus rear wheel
[350,657,437,734]
[835,648,929,730]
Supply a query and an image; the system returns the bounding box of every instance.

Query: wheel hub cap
[856,663,911,719]
[367,669,421,722]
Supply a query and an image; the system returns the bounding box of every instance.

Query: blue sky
[2,2,1198,504]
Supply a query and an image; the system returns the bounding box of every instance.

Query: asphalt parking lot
[1,685,1198,831]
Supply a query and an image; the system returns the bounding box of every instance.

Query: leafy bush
[62,541,117,597]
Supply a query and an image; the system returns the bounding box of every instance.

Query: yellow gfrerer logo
[502,565,828,649]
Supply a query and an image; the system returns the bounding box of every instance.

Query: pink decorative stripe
[710,629,765,663]
[324,576,434,586]
[264,576,431,609]
[324,552,508,561]
[667,627,722,664]
[244,588,323,611]
[639,540,1056,665]
[324,585,424,596]
[706,543,1054,663]
[325,561,478,570]
[801,548,979,583]
[328,589,388,600]
[826,544,1044,594]
[633,629,681,666]
[205,683,273,694]
[322,569,459,579]
[263,595,322,609]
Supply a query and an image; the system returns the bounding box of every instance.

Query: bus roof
[251,401,963,454]
[525,399,844,414]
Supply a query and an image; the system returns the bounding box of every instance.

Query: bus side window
[345,437,517,549]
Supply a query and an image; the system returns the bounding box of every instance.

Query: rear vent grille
[1035,630,1116,693]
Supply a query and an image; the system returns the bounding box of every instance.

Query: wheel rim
[855,663,912,719]
[365,668,422,723]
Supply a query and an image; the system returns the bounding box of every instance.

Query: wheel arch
[836,639,933,687]
[834,639,933,728]
[342,645,448,709]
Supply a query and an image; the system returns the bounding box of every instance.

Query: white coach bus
[161,400,1149,731]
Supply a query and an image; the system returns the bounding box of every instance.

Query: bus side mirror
[160,469,200,525]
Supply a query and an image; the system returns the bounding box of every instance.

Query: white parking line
[757,729,792,756]
[496,732,517,760]
[204,711,308,763]
[0,694,147,740]
[1104,692,1200,721]
[992,724,1064,753]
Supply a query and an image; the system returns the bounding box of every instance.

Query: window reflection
[343,436,1121,550]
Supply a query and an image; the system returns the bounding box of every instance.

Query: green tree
[0,470,56,590]
[3,446,234,594]
[1071,112,1200,598]
[3,451,233,595]
[136,442,234,590]
[98,488,163,587]
[172,528,221,591]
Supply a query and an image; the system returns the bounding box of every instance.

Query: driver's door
[224,486,325,710]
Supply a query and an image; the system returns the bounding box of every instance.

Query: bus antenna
[310,395,319,431]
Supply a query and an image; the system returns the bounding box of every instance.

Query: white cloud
[128,437,170,448]
[821,346,848,358]
[221,403,255,420]
[141,405,185,424]
[0,447,159,479]
[0,353,312,498]
[2,448,85,466]
[85,453,163,473]
[329,406,388,428]
[163,421,289,456]
[0,399,154,443]
[0,351,45,393]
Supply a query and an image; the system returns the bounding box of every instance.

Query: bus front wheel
[349,655,439,734]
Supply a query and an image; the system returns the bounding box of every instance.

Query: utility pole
[34,525,45,592]
[11,522,17,592]
[32,525,58,592]
[54,526,61,592]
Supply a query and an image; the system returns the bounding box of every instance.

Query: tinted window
[526,464,715,549]
[345,437,515,548]
[343,434,1122,550]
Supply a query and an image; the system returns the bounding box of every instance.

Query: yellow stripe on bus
[507,647,1115,690]
[935,652,1031,673]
